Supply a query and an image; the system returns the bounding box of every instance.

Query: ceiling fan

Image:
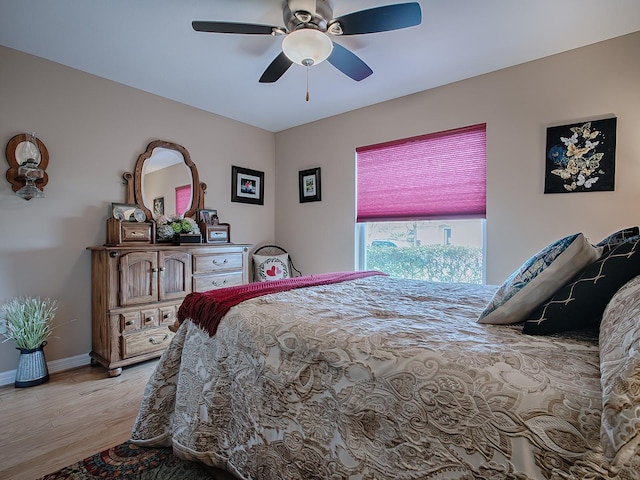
[192,0,422,83]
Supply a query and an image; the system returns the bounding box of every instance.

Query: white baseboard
[0,353,90,387]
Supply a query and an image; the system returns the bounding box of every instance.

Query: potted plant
[155,214,201,244]
[0,296,58,387]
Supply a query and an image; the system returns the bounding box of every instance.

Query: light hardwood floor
[0,359,158,480]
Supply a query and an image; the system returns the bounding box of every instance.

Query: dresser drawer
[121,222,153,242]
[140,308,160,328]
[120,311,140,332]
[193,252,243,274]
[121,326,174,359]
[159,305,178,325]
[193,272,243,292]
[106,218,154,245]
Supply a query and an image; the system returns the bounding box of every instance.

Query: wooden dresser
[88,243,250,376]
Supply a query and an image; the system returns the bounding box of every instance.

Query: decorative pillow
[599,274,640,466]
[253,254,290,282]
[477,233,602,325]
[523,236,640,335]
[596,226,639,252]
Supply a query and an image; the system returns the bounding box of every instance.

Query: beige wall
[1,32,639,379]
[0,45,275,374]
[274,32,640,284]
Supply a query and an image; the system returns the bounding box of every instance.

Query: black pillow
[595,226,639,252]
[523,235,640,335]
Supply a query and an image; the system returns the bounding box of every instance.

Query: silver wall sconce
[5,132,49,200]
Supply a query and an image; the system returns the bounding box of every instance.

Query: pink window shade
[356,124,486,222]
[175,184,191,216]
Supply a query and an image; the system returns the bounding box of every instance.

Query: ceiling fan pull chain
[305,65,310,102]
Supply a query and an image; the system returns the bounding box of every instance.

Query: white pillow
[478,233,602,325]
[253,253,290,282]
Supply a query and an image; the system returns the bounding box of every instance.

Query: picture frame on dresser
[197,208,219,225]
[111,202,146,222]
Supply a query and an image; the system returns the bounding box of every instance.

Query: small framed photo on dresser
[197,209,219,225]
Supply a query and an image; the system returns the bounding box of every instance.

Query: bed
[130,265,640,479]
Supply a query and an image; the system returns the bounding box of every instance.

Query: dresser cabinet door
[159,251,192,301]
[119,251,158,306]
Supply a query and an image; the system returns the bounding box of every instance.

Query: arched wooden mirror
[124,140,206,220]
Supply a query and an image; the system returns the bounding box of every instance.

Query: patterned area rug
[37,441,233,479]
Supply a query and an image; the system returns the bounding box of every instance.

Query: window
[356,124,486,283]
[175,184,191,216]
[360,219,484,283]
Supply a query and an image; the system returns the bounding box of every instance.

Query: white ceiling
[1,0,639,133]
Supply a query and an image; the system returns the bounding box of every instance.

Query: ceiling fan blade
[192,21,278,35]
[327,42,373,81]
[332,2,422,35]
[259,52,294,83]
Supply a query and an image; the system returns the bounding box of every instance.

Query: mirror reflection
[129,140,202,222]
[141,147,193,218]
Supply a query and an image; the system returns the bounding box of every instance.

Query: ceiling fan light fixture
[282,29,333,66]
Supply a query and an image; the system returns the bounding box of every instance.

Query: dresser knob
[145,316,154,323]
[125,320,134,326]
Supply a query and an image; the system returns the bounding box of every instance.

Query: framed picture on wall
[299,167,321,203]
[231,166,264,205]
[544,117,616,194]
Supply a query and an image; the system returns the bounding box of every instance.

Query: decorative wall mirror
[124,140,206,220]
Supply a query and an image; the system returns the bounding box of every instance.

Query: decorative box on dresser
[87,243,250,377]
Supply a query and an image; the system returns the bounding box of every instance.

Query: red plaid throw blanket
[177,270,386,336]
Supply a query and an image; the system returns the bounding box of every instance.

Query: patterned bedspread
[130,275,624,479]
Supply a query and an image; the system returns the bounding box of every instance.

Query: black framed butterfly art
[544,117,616,194]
